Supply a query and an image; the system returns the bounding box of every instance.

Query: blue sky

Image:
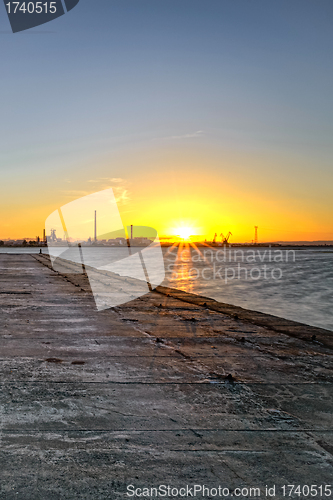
[1,0,333,239]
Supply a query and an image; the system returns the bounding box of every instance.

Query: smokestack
[131,224,133,240]
[43,229,46,243]
[94,211,97,242]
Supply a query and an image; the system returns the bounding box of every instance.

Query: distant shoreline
[1,243,333,249]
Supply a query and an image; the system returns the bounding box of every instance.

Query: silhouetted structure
[220,232,232,244]
[254,226,258,244]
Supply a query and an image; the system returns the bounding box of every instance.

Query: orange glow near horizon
[173,227,195,241]
[1,146,333,243]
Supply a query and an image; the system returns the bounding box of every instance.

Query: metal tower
[254,226,258,244]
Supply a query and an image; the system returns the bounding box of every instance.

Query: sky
[0,0,333,242]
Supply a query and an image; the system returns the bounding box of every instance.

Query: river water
[1,245,332,331]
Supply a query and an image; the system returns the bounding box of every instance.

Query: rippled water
[165,246,333,332]
[1,245,332,331]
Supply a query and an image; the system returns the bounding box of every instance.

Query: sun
[177,227,193,240]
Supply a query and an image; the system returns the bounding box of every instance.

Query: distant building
[115,238,126,245]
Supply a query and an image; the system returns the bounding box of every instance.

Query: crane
[220,232,232,244]
[212,233,217,244]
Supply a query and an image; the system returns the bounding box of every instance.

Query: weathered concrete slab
[0,254,332,499]
[155,286,333,350]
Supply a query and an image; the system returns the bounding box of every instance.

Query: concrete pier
[0,254,332,499]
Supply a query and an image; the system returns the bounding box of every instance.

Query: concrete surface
[0,253,332,499]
